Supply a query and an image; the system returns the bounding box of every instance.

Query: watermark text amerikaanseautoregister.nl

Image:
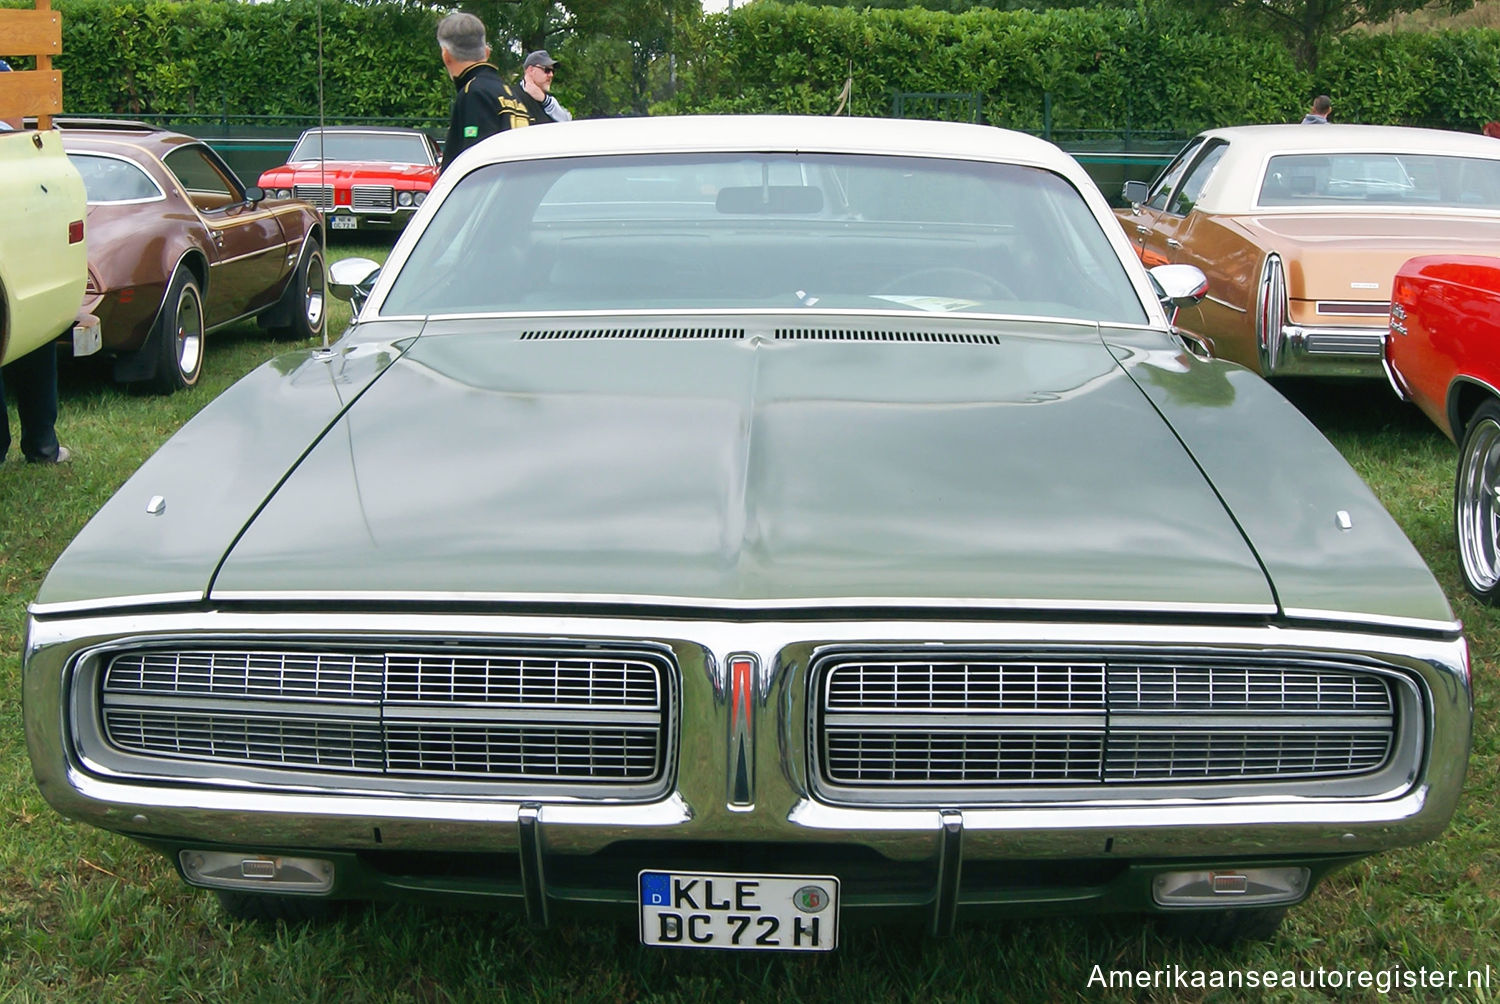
[1087,963,1493,994]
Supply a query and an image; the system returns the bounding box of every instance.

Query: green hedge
[661,4,1305,133]
[8,0,451,122]
[10,0,1500,134]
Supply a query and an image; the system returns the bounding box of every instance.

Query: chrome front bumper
[24,609,1470,915]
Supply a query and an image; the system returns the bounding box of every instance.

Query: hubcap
[177,287,203,378]
[304,256,326,331]
[1458,416,1500,593]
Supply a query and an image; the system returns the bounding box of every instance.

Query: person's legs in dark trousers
[0,342,63,463]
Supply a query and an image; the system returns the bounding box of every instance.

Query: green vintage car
[24,116,1470,949]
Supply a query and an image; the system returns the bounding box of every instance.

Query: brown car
[1117,124,1500,378]
[61,121,326,392]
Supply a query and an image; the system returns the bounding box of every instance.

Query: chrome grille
[292,184,333,209]
[352,185,395,212]
[817,652,1400,791]
[824,730,1104,783]
[1109,663,1392,713]
[1105,731,1393,780]
[384,723,660,779]
[105,710,384,771]
[106,650,384,700]
[824,659,1104,711]
[100,645,669,787]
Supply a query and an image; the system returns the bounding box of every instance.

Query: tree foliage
[784,0,1480,71]
[9,0,1500,134]
[393,0,699,111]
[1177,0,1477,71]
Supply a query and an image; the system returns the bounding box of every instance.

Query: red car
[258,126,439,233]
[62,121,326,393]
[1386,254,1500,602]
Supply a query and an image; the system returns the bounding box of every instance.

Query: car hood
[208,319,1278,613]
[1232,214,1500,303]
[270,160,437,182]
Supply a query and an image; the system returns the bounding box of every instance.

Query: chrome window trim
[67,150,168,206]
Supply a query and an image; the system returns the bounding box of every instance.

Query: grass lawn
[2,244,1496,1001]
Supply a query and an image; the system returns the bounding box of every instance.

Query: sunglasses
[536,66,554,75]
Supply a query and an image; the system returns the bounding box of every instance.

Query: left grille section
[94,645,672,794]
[292,184,333,209]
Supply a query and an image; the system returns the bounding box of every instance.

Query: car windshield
[290,131,434,164]
[381,152,1145,322]
[69,153,163,203]
[1258,152,1500,208]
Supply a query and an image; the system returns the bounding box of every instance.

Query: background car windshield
[381,153,1145,322]
[291,131,433,164]
[1259,152,1500,208]
[69,153,163,203]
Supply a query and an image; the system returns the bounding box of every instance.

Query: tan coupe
[1117,124,1500,378]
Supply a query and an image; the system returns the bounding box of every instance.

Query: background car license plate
[639,870,838,951]
[329,215,358,230]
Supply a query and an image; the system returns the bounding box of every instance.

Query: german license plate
[329,214,358,230]
[639,870,839,951]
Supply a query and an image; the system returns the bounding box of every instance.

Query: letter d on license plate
[639,870,839,951]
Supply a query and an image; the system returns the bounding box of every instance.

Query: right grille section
[817,652,1399,794]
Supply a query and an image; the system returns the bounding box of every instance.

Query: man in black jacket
[436,12,529,174]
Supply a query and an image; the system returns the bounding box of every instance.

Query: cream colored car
[0,127,87,366]
[1117,124,1500,378]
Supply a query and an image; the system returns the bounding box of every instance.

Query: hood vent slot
[520,327,745,341]
[776,327,1005,345]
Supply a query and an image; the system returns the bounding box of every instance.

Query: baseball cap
[523,50,558,70]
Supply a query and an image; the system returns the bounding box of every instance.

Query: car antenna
[314,0,331,355]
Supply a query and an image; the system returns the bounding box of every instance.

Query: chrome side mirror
[1150,264,1209,309]
[329,257,381,316]
[1121,180,1149,207]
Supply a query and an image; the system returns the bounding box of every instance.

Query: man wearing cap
[436,12,529,174]
[518,50,572,125]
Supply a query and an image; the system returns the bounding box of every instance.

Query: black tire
[214,889,340,924]
[1455,399,1500,603]
[266,244,327,342]
[1157,906,1288,946]
[146,270,205,394]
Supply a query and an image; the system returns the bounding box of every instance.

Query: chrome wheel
[174,283,204,378]
[148,271,205,394]
[301,248,327,337]
[1456,402,1500,602]
[267,245,328,341]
